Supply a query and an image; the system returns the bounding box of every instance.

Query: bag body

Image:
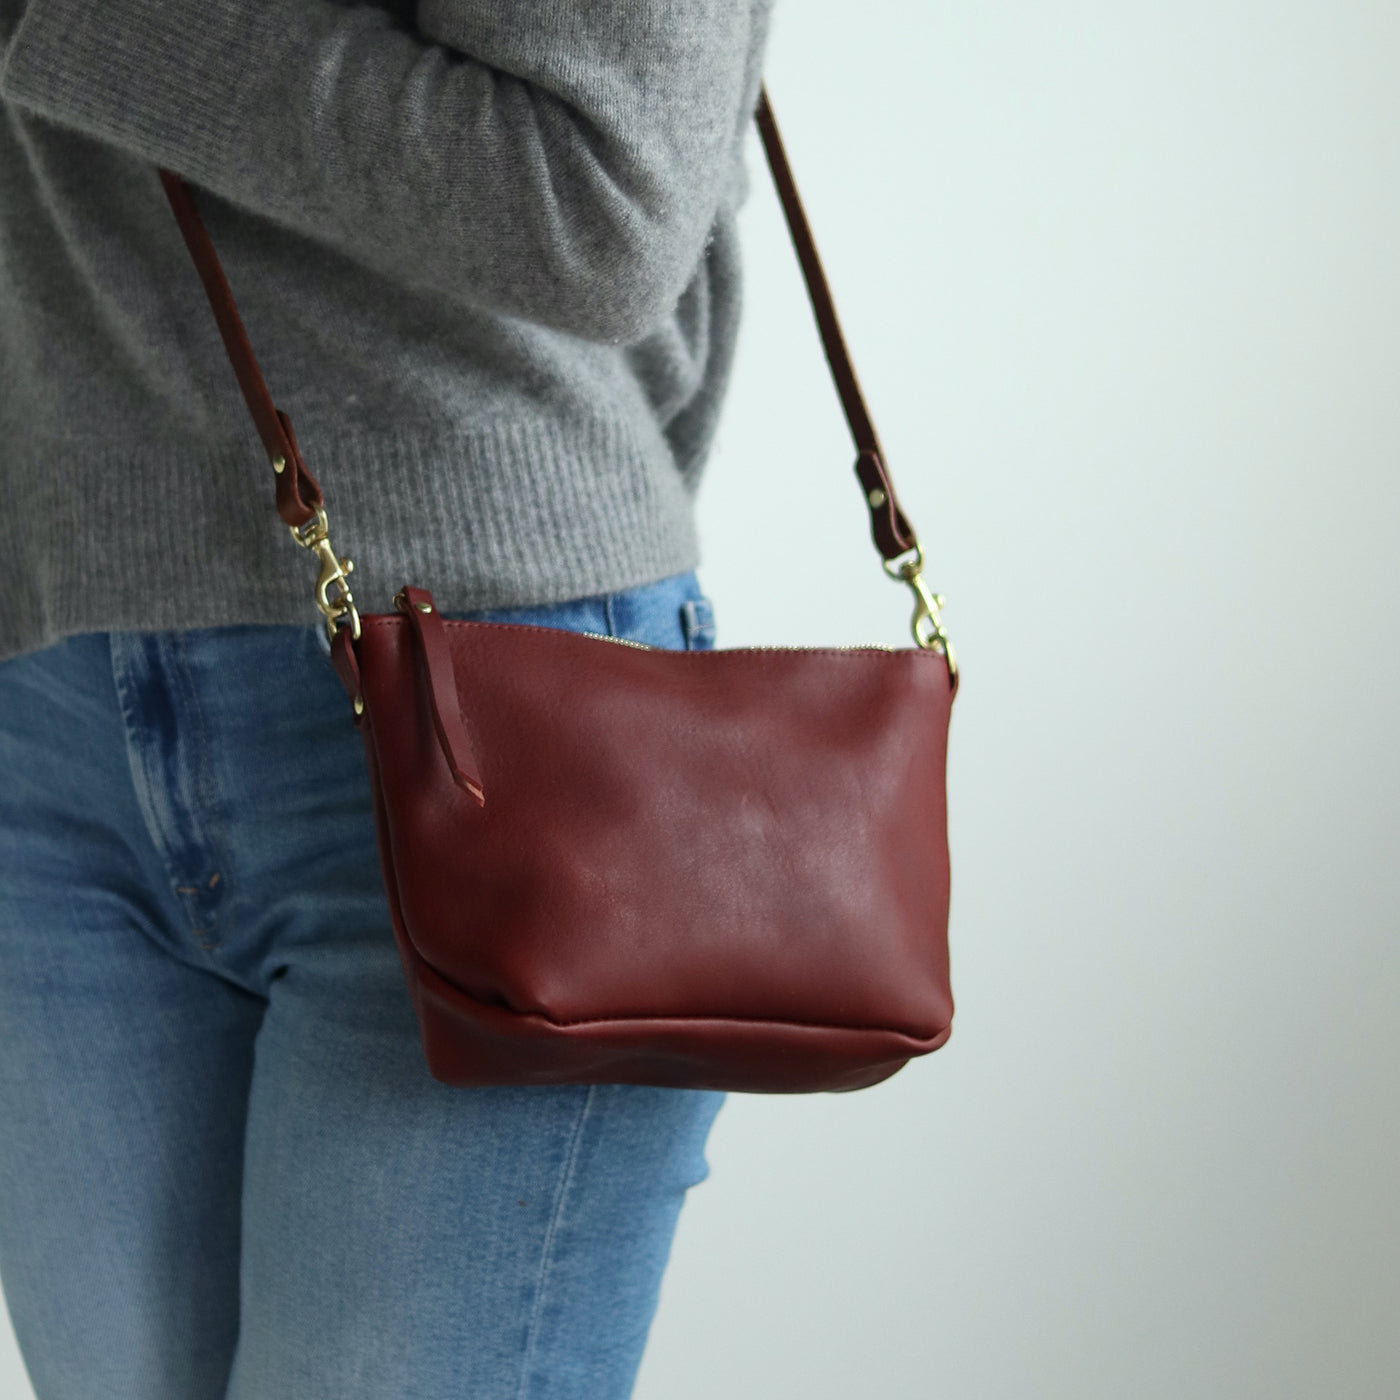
[339,605,954,1091]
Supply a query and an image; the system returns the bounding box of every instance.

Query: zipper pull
[395,586,486,806]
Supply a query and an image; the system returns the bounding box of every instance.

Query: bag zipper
[577,632,898,654]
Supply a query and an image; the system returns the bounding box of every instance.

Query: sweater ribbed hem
[0,412,701,663]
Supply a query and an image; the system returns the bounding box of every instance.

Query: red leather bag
[158,88,959,1093]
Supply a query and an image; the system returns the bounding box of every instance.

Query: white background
[635,3,1399,1398]
[4,2,1398,1396]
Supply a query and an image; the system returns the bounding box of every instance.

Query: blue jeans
[0,571,723,1400]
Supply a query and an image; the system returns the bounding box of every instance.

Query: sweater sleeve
[0,0,764,344]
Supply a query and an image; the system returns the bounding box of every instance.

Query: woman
[0,1,775,1395]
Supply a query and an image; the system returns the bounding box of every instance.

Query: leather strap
[159,166,324,528]
[157,82,922,559]
[752,89,917,561]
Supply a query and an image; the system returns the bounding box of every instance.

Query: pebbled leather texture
[343,600,955,1092]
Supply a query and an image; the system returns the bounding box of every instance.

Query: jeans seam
[514,1084,597,1400]
[109,636,189,923]
[172,634,232,957]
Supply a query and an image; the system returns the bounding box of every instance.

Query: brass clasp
[289,506,361,644]
[883,546,958,694]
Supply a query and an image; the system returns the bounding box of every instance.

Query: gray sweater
[0,0,774,662]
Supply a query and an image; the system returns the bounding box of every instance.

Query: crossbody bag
[156,86,959,1093]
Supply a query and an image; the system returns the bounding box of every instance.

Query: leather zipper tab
[396,585,486,806]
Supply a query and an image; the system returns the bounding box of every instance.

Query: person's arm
[0,0,761,343]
